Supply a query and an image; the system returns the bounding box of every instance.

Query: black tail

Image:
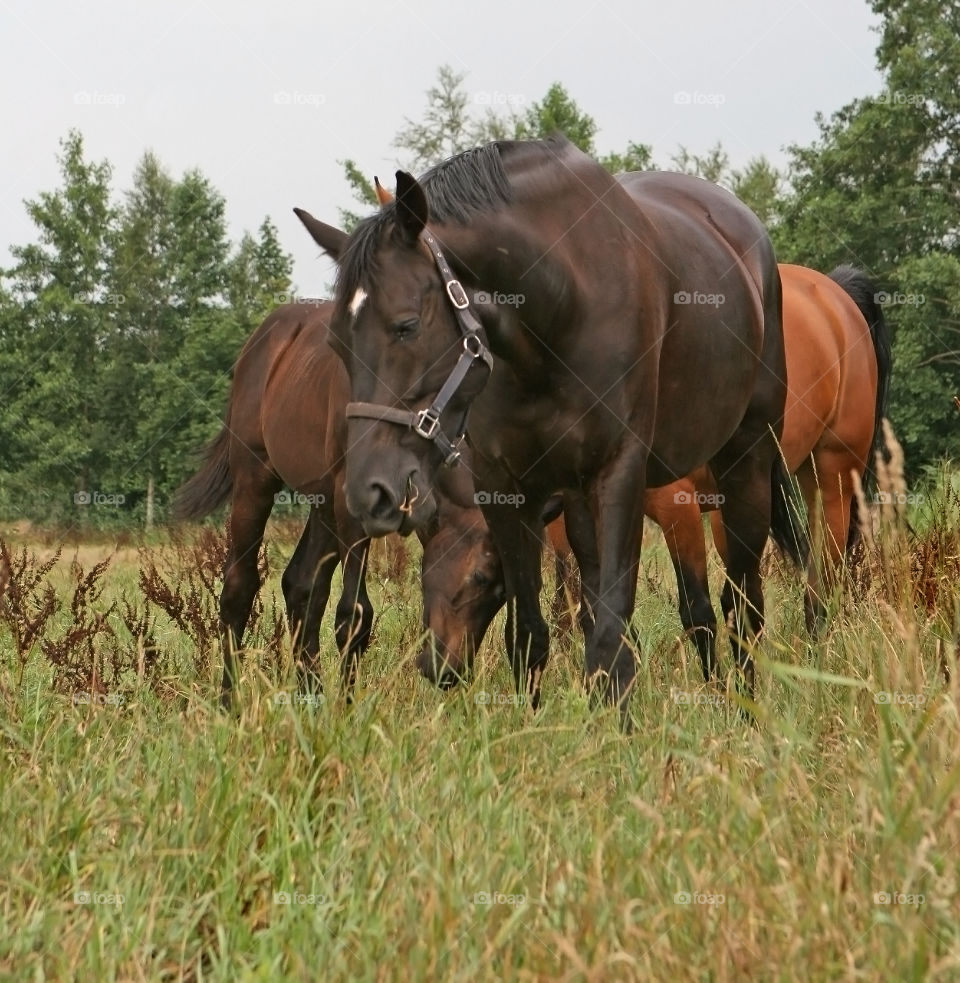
[827,264,893,550]
[770,454,808,567]
[173,422,233,520]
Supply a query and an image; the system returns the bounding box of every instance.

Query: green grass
[1,511,959,981]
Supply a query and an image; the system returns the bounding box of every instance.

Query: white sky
[0,0,883,294]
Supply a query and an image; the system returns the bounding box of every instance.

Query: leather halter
[344,231,494,466]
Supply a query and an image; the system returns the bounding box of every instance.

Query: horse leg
[220,467,280,707]
[582,448,647,719]
[333,502,374,696]
[483,498,550,710]
[561,492,601,644]
[798,453,856,634]
[281,503,339,695]
[711,441,778,704]
[648,482,717,681]
[708,510,728,566]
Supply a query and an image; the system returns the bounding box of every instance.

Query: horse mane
[334,136,572,307]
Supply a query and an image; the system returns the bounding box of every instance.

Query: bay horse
[547,263,892,671]
[294,135,794,718]
[173,301,505,705]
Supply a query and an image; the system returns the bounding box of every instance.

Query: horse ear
[293,208,347,260]
[394,170,428,244]
[374,176,394,208]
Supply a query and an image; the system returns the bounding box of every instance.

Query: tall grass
[0,468,958,981]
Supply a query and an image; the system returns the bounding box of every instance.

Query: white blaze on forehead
[349,287,368,319]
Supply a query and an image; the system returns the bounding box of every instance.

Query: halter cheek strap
[345,231,494,466]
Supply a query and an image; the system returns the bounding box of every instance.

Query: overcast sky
[0,0,883,294]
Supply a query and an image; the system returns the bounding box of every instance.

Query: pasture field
[1,474,959,982]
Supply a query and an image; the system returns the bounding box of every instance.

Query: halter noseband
[344,231,494,466]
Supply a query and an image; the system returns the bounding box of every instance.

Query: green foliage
[0,135,293,529]
[339,69,655,221]
[393,65,486,172]
[515,81,598,152]
[772,0,960,474]
[598,141,656,175]
[884,253,960,465]
[0,131,118,521]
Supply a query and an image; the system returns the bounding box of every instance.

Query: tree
[0,130,118,524]
[729,157,781,226]
[773,0,960,471]
[339,69,656,223]
[393,65,482,172]
[515,82,598,153]
[883,253,960,466]
[227,218,294,328]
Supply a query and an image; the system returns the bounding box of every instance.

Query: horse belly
[648,312,762,481]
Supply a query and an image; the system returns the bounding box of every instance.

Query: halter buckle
[414,407,442,440]
[446,279,469,310]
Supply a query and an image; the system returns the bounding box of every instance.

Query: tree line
[0,0,956,529]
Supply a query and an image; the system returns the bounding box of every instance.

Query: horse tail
[173,418,233,520]
[827,264,893,551]
[770,454,808,567]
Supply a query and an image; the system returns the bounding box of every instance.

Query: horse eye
[393,317,420,340]
[473,570,492,587]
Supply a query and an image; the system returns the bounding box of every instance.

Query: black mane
[334,136,570,307]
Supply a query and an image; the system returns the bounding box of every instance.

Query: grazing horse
[547,263,892,666]
[294,135,794,718]
[173,301,504,704]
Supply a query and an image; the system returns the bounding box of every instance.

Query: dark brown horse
[174,301,504,704]
[294,136,794,718]
[547,263,891,665]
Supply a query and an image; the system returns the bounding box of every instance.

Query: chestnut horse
[295,135,794,719]
[174,301,504,705]
[549,263,892,669]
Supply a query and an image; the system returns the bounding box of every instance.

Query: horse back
[255,303,348,494]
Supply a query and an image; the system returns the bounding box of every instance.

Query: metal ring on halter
[463,333,484,357]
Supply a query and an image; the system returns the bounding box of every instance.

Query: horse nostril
[368,482,397,520]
